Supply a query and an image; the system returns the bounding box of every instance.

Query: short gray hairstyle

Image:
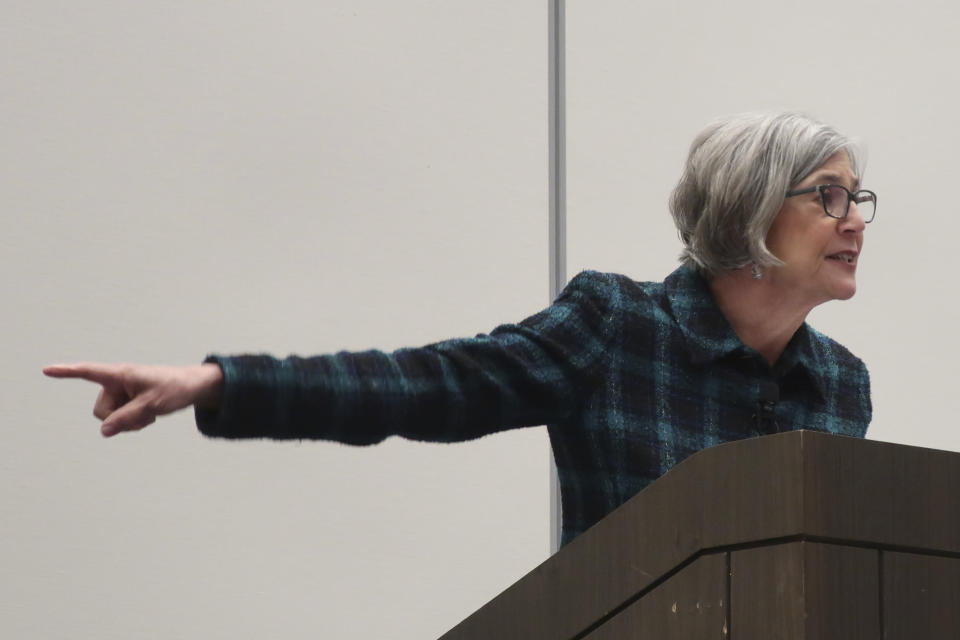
[669,112,862,278]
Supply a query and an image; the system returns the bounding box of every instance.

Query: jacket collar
[663,265,828,399]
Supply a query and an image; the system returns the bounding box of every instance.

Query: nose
[839,200,867,233]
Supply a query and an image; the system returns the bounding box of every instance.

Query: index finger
[43,363,125,385]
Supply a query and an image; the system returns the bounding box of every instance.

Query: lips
[826,251,858,265]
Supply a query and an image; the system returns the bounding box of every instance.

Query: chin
[831,281,857,301]
[835,290,856,301]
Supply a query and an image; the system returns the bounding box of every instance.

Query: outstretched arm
[197,271,622,445]
[43,362,224,437]
[45,271,622,443]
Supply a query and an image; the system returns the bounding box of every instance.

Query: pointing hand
[43,362,224,437]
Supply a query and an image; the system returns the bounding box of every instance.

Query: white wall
[3,2,548,638]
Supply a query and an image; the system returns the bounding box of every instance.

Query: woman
[44,111,875,547]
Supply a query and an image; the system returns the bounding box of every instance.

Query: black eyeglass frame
[784,184,877,223]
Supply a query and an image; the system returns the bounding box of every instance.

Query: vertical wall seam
[548,0,566,554]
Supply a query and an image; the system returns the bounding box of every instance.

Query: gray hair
[669,112,863,278]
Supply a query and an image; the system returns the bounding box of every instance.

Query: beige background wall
[3,1,957,639]
[4,3,549,638]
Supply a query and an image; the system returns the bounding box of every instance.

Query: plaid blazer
[197,265,871,545]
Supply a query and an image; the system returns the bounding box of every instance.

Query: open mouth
[826,253,857,265]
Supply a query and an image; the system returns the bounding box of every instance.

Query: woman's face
[764,151,867,309]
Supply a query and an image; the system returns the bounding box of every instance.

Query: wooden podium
[439,431,960,639]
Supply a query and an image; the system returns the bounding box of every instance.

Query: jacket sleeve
[195,271,621,445]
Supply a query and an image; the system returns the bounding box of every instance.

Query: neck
[708,267,813,366]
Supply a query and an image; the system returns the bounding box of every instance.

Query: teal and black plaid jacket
[197,265,871,546]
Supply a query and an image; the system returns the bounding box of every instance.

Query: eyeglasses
[785,184,877,223]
